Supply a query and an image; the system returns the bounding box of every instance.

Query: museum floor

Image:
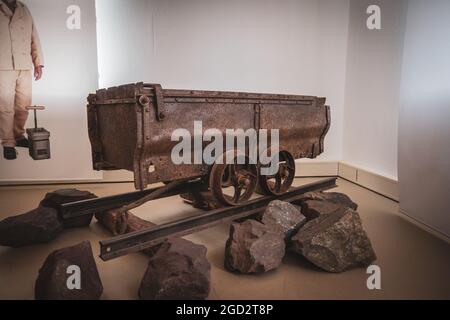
[0,177,449,300]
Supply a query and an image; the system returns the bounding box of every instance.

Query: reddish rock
[126,212,155,233]
[225,219,285,273]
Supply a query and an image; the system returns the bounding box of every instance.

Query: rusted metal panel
[87,83,330,190]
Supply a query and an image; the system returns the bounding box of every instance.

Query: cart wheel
[209,152,258,206]
[258,150,295,195]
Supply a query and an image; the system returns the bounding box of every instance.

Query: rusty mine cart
[60,83,336,260]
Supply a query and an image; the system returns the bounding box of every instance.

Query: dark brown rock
[40,189,98,228]
[126,212,155,233]
[291,208,376,272]
[0,206,63,247]
[125,213,163,256]
[95,209,129,235]
[139,238,210,300]
[35,241,103,300]
[180,191,223,210]
[225,219,285,273]
[261,200,306,239]
[95,211,189,258]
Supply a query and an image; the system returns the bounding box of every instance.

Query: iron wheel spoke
[275,173,282,193]
[233,186,242,202]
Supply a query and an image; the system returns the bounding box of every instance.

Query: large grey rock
[40,189,98,228]
[261,200,306,239]
[225,219,285,273]
[35,241,103,300]
[291,208,376,272]
[293,191,358,220]
[139,238,210,300]
[0,206,63,247]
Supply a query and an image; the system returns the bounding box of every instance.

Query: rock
[292,191,358,220]
[291,208,376,272]
[35,241,103,300]
[94,210,179,258]
[299,191,358,209]
[139,238,210,300]
[40,189,98,228]
[180,191,223,210]
[225,219,285,273]
[0,206,63,247]
[126,212,155,233]
[125,213,162,257]
[95,209,129,235]
[299,200,344,220]
[261,200,306,239]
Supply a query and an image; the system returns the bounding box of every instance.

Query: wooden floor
[0,177,449,300]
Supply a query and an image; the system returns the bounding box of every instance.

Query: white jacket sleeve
[30,16,44,67]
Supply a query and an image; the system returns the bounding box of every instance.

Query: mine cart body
[87,83,330,190]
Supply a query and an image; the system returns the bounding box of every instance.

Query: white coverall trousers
[0,70,32,147]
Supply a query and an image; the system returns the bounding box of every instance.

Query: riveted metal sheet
[87,83,330,190]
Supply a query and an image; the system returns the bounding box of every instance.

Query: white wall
[0,0,100,182]
[342,0,408,180]
[398,0,450,237]
[96,0,349,162]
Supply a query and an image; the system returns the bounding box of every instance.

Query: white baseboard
[337,162,399,201]
[295,160,399,201]
[0,171,135,186]
[398,209,450,244]
[0,177,103,186]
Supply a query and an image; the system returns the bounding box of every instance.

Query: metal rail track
[59,179,205,219]
[99,177,337,261]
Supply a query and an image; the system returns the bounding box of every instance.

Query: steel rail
[99,177,337,261]
[59,179,205,219]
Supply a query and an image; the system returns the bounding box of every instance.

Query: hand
[34,65,43,81]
